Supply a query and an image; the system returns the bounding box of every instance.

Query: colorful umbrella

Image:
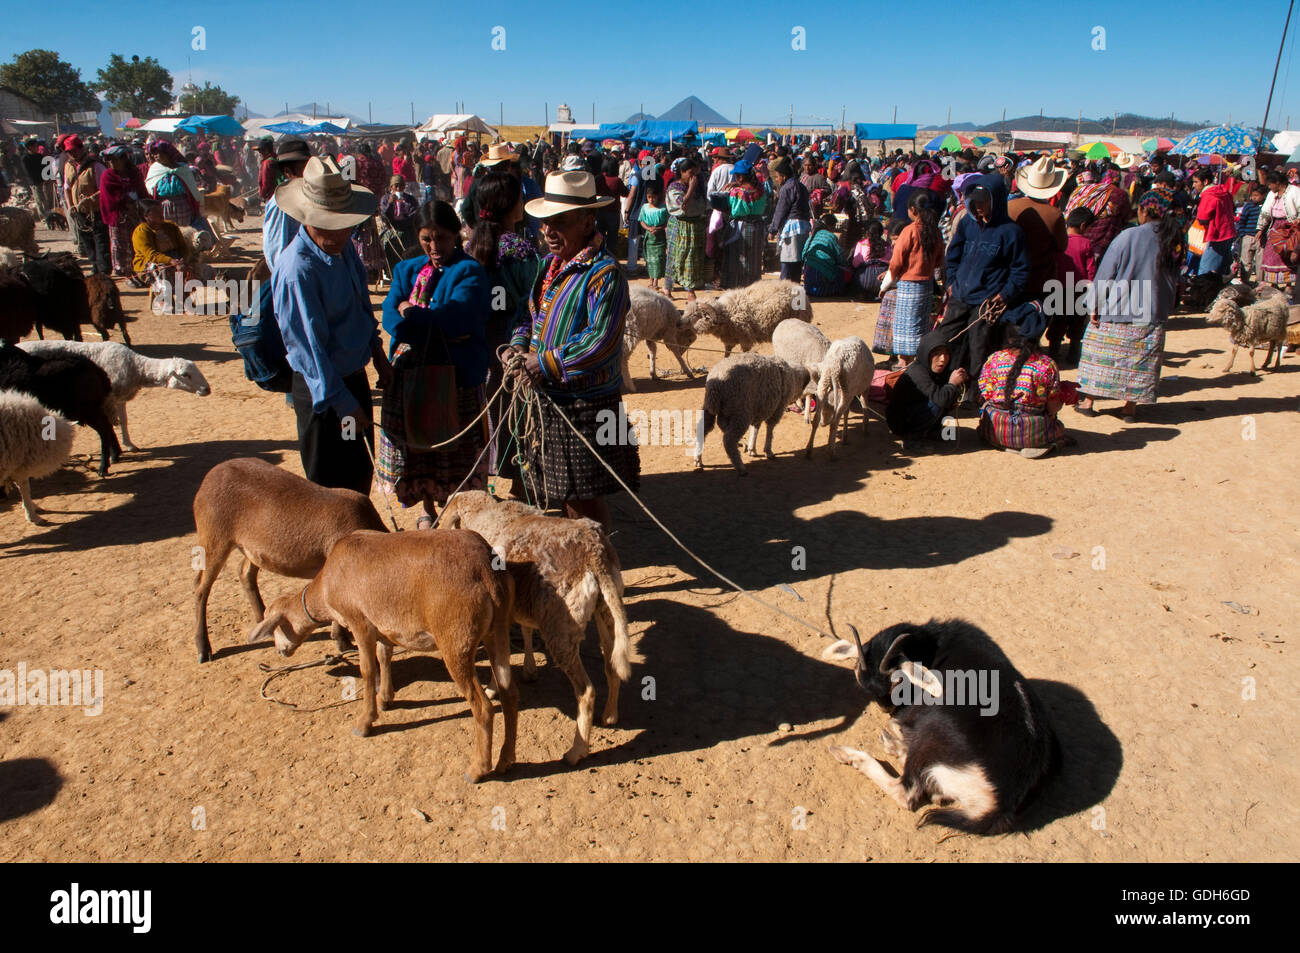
[971,135,994,147]
[923,133,973,153]
[1196,154,1227,166]
[1170,125,1274,156]
[121,117,142,129]
[1079,141,1121,159]
[733,128,756,143]
[1141,136,1176,153]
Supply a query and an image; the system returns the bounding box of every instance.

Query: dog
[825,619,1057,835]
[200,186,246,235]
[43,210,68,231]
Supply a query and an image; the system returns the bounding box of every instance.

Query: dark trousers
[291,370,375,494]
[780,261,803,283]
[73,212,110,275]
[934,299,994,382]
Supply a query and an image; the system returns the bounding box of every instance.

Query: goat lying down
[825,619,1056,835]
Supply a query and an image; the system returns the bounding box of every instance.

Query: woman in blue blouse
[379,201,490,526]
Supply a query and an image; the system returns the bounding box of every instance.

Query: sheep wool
[693,353,811,474]
[688,279,812,357]
[0,389,75,525]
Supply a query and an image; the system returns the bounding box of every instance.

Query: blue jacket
[382,249,490,388]
[945,173,1030,306]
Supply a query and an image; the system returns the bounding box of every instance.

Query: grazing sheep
[247,529,517,782]
[803,336,876,460]
[0,343,119,476]
[85,273,134,345]
[19,340,210,451]
[692,353,811,475]
[440,490,631,765]
[772,319,830,422]
[0,390,75,525]
[686,279,811,357]
[20,253,92,341]
[621,285,698,392]
[0,267,38,342]
[0,207,40,257]
[191,458,388,663]
[1207,287,1290,374]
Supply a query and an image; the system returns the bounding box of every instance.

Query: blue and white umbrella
[1170,125,1274,156]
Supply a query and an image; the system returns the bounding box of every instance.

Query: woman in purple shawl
[99,145,148,276]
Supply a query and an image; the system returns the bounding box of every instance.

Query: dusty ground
[1,216,1297,862]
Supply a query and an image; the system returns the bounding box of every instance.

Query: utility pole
[313,102,317,119]
[946,105,951,129]
[841,105,845,132]
[545,102,548,126]
[592,102,595,123]
[789,104,794,136]
[739,104,743,126]
[368,102,372,124]
[1260,0,1294,155]
[500,102,503,127]
[411,102,415,125]
[1077,109,1082,137]
[1112,111,1117,135]
[893,105,898,123]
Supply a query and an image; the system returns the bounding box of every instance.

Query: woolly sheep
[0,389,75,525]
[686,279,812,357]
[0,207,40,258]
[0,343,120,476]
[20,253,91,341]
[20,340,211,451]
[85,273,135,345]
[691,353,811,475]
[1207,288,1289,374]
[621,285,698,392]
[772,319,830,423]
[0,267,38,342]
[803,336,876,460]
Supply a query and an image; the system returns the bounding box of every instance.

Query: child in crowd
[638,182,669,291]
[1235,183,1266,281]
[1047,207,1096,366]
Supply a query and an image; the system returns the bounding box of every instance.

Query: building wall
[0,87,50,122]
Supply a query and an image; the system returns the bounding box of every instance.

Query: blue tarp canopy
[177,114,245,136]
[699,131,726,146]
[633,120,698,144]
[567,123,637,142]
[262,121,313,135]
[854,123,918,140]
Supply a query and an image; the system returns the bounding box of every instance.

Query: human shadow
[1066,426,1180,455]
[132,341,241,365]
[0,758,63,822]
[0,439,294,556]
[1016,679,1123,832]
[1142,394,1300,425]
[500,599,868,778]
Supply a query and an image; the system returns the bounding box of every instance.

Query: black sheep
[0,342,121,475]
[0,268,38,342]
[19,253,91,341]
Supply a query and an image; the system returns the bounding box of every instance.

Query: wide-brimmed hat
[560,154,586,171]
[275,137,311,163]
[1015,155,1068,199]
[1114,152,1136,169]
[275,155,378,229]
[524,171,614,218]
[480,143,518,167]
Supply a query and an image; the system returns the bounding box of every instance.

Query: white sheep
[0,389,75,525]
[686,279,812,357]
[803,336,876,460]
[621,285,698,392]
[772,319,830,423]
[19,340,211,450]
[692,353,811,475]
[1207,288,1290,374]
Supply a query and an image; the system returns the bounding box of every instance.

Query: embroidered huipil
[510,236,628,400]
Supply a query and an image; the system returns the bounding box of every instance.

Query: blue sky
[1,0,1295,129]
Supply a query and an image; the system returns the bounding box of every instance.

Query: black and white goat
[826,619,1056,835]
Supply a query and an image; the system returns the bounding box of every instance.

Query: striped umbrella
[1079,141,1122,159]
[971,135,994,147]
[923,133,973,153]
[1141,136,1176,153]
[1170,125,1274,156]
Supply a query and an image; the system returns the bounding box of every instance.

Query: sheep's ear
[247,609,285,644]
[821,639,859,662]
[898,660,943,699]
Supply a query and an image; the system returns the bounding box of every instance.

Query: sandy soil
[1,216,1297,862]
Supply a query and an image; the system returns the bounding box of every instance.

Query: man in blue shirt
[262,137,311,270]
[272,155,391,492]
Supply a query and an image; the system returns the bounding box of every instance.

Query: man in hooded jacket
[934,172,1031,388]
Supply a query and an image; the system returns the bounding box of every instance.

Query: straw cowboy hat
[524,171,614,219]
[480,143,518,167]
[1113,152,1136,169]
[276,155,378,229]
[1015,155,1068,200]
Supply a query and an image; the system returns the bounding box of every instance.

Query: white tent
[139,117,185,133]
[241,114,352,136]
[416,113,497,140]
[1270,130,1300,155]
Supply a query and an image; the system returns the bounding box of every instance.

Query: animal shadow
[0,757,63,822]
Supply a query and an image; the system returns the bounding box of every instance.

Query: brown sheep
[0,208,40,257]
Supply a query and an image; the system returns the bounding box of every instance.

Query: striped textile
[525,393,641,502]
[890,279,934,357]
[671,216,708,290]
[1077,320,1166,404]
[665,215,679,286]
[351,217,385,281]
[109,215,136,275]
[978,405,1066,450]
[161,197,193,227]
[510,236,629,400]
[377,374,488,507]
[874,288,898,354]
[721,219,766,288]
[644,232,666,279]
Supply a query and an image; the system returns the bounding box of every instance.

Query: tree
[0,49,98,121]
[178,81,240,117]
[93,54,173,118]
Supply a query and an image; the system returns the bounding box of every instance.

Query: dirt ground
[1,215,1297,862]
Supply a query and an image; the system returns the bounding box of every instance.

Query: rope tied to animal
[258,648,409,712]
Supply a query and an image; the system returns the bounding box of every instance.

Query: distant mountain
[920,122,979,131]
[623,111,656,124]
[656,96,733,126]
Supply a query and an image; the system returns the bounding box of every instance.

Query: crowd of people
[1,121,1288,504]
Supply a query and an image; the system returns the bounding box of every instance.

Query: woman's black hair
[466,169,521,270]
[887,218,907,238]
[415,200,462,238]
[1152,210,1186,273]
[601,155,619,177]
[645,180,664,199]
[999,323,1037,405]
[1266,170,1288,188]
[864,217,885,259]
[816,212,837,232]
[908,190,941,261]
